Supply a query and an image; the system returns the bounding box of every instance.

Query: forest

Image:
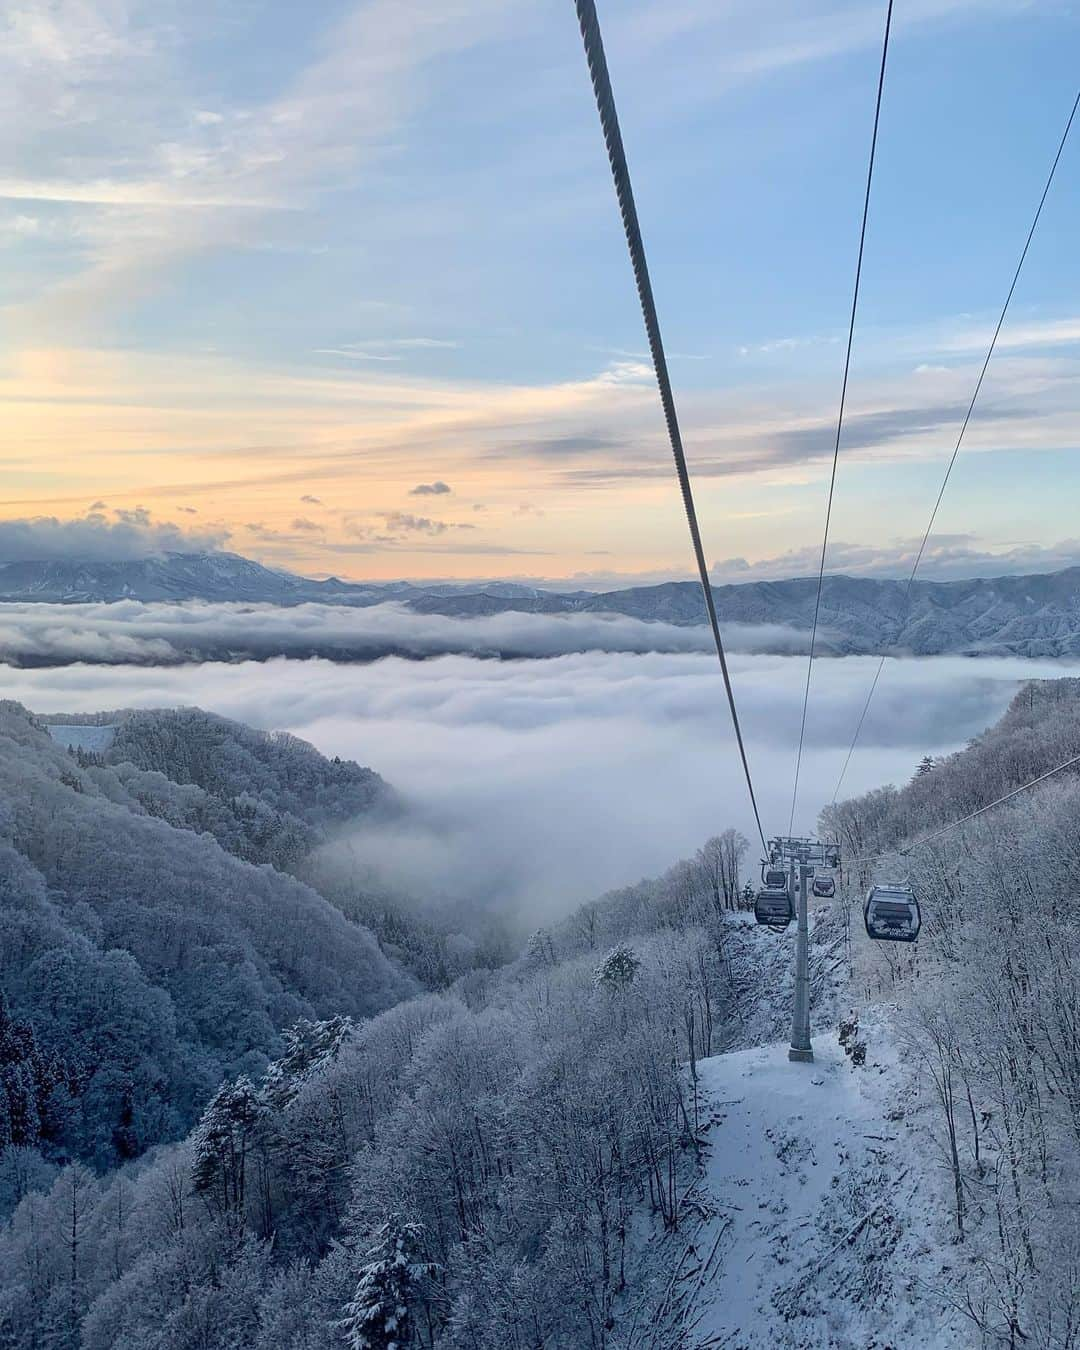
[825,678,1080,1348]
[0,682,1077,1347]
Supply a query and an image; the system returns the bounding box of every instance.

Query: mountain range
[2,550,1080,656]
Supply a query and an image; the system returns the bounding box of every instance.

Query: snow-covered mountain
[2,550,1080,656]
[0,552,388,604]
[422,568,1080,656]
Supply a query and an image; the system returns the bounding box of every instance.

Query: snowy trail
[681,1015,969,1349]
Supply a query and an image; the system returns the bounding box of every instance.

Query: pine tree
[262,1016,353,1111]
[190,1076,268,1221]
[339,1218,431,1350]
[525,928,555,969]
[594,943,642,993]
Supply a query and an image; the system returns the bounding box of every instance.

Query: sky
[1,0,1078,584]
[17,650,1078,919]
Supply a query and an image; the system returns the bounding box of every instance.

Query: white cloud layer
[12,649,1078,921]
[0,600,812,666]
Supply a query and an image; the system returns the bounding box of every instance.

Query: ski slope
[682,1011,969,1348]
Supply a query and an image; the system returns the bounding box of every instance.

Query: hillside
[414,566,1080,655]
[0,703,413,1186]
[822,675,1080,860]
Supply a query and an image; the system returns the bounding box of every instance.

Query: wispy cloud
[938,316,1080,355]
[3,0,519,327]
[313,348,402,362]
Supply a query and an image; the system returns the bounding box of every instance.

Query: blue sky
[1,0,1078,583]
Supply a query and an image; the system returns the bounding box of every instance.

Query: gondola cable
[788,0,895,836]
[573,0,768,854]
[831,87,1080,807]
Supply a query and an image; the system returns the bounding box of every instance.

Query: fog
[13,649,1078,925]
[0,599,812,665]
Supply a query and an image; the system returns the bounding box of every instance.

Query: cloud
[738,334,841,357]
[300,495,322,505]
[317,339,459,364]
[499,435,616,459]
[938,316,1080,355]
[409,481,451,496]
[0,512,228,563]
[557,396,1041,486]
[382,512,448,535]
[177,506,198,515]
[7,647,1070,921]
[291,517,324,533]
[0,599,810,668]
[4,0,518,327]
[709,535,1080,584]
[313,349,402,363]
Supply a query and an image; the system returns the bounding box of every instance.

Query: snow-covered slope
[673,1015,967,1348]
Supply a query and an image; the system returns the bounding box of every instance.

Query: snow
[681,1009,970,1349]
[46,723,117,752]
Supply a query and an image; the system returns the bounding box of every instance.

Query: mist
[13,649,1078,927]
[0,599,812,666]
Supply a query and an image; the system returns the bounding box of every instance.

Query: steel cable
[788,0,894,835]
[573,0,768,853]
[831,87,1080,806]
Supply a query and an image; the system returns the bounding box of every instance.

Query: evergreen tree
[525,928,555,969]
[0,990,73,1151]
[190,1076,269,1221]
[340,1218,431,1350]
[593,942,642,993]
[262,1016,353,1111]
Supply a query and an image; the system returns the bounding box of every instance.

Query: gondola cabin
[755,886,794,929]
[762,866,788,890]
[812,875,835,898]
[863,884,921,942]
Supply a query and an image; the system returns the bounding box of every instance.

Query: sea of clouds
[0,599,815,666]
[12,649,1079,923]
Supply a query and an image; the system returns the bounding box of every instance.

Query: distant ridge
[1,549,1080,657]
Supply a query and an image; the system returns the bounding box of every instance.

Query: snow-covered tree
[340,1218,431,1350]
[593,942,642,992]
[190,1076,269,1226]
